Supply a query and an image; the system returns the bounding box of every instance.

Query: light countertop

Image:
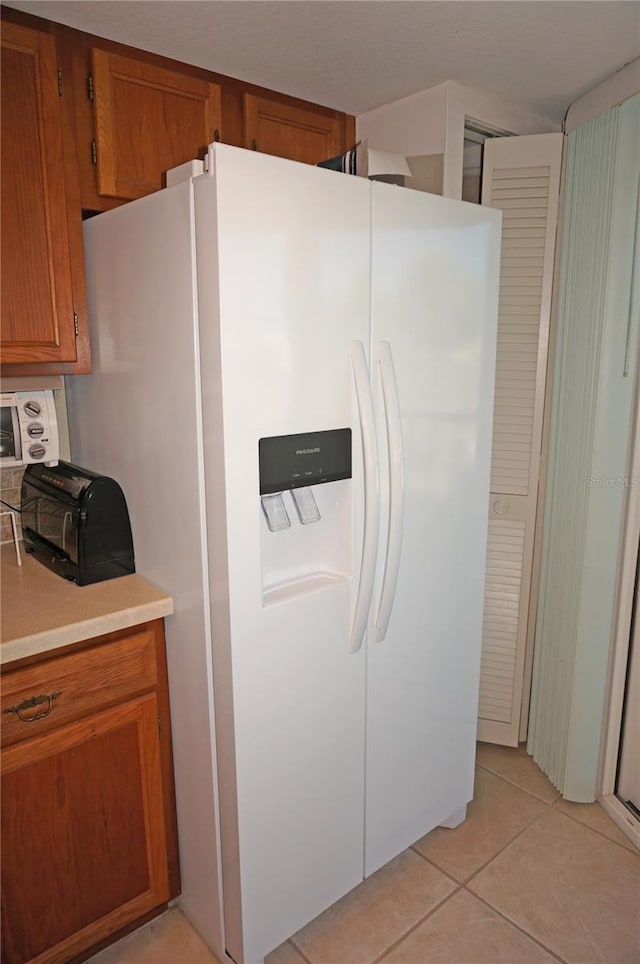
[1,543,173,665]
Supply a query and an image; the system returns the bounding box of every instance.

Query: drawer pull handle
[3,692,62,723]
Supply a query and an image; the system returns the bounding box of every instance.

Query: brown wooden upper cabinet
[1,22,78,365]
[91,49,222,200]
[243,92,344,165]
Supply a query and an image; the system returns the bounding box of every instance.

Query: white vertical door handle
[373,341,405,643]
[350,340,379,653]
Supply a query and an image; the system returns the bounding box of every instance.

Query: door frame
[599,356,640,850]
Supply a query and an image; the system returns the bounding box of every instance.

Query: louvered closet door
[478,133,563,746]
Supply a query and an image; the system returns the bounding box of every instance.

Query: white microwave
[0,390,59,467]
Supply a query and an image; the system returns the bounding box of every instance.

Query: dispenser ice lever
[291,487,321,525]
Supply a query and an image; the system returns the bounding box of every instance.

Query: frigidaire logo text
[296,447,320,455]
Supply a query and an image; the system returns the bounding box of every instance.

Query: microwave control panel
[0,391,60,466]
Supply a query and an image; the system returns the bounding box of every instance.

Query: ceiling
[4,1,640,121]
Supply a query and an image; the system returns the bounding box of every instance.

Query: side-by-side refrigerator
[68,143,500,964]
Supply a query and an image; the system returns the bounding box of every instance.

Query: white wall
[565,57,640,131]
[356,80,558,199]
[356,82,448,156]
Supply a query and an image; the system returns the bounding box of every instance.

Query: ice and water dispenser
[259,429,352,604]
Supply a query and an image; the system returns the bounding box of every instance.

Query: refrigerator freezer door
[67,181,225,954]
[194,145,371,964]
[365,182,501,875]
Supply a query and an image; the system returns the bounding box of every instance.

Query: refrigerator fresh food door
[365,182,501,876]
[194,145,371,964]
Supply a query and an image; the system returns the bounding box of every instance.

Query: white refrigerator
[68,143,500,964]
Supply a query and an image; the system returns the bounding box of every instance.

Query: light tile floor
[88,744,639,964]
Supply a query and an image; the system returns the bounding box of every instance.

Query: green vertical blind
[528,95,640,801]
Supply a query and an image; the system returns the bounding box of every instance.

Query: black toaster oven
[21,460,135,585]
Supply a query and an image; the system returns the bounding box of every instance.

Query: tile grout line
[369,884,464,964]
[549,798,640,855]
[462,808,550,887]
[283,762,636,964]
[410,803,549,890]
[465,887,569,964]
[408,845,461,884]
[399,786,568,963]
[477,759,639,854]
[475,760,561,807]
[461,804,639,962]
[459,805,552,885]
[287,936,315,964]
[290,877,465,964]
[287,812,543,964]
[287,860,461,964]
[383,806,554,964]
[288,804,637,964]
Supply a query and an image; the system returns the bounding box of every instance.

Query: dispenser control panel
[259,429,351,495]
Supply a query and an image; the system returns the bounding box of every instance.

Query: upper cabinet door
[91,49,222,199]
[242,92,344,164]
[1,22,77,365]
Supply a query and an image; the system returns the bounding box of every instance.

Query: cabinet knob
[3,691,62,723]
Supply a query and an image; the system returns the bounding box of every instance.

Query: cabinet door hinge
[87,73,94,104]
[91,140,97,166]
[73,313,79,337]
[57,69,63,97]
[158,716,163,736]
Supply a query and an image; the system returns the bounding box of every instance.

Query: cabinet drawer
[1,628,158,747]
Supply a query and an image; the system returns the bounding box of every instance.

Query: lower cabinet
[0,620,179,964]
